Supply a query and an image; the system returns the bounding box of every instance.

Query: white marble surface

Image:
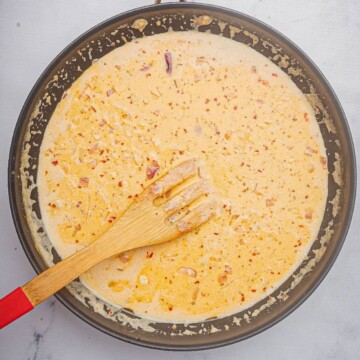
[0,0,359,359]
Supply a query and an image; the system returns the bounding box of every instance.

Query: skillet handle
[0,287,34,329]
[155,0,186,3]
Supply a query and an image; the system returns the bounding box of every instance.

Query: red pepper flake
[128,195,133,199]
[305,209,313,220]
[79,177,89,187]
[320,156,327,166]
[258,78,269,86]
[76,201,82,208]
[251,289,257,293]
[295,240,303,248]
[218,273,227,284]
[306,146,318,154]
[266,198,275,207]
[272,73,278,77]
[241,294,245,302]
[165,51,172,75]
[179,150,184,155]
[213,232,219,235]
[233,105,238,110]
[51,160,58,166]
[146,160,160,180]
[304,112,309,121]
[74,224,81,231]
[88,143,99,154]
[205,98,210,104]
[146,251,154,259]
[168,306,173,311]
[108,216,116,223]
[140,64,151,72]
[106,89,114,97]
[118,181,123,187]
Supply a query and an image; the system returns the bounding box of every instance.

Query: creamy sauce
[38,31,327,322]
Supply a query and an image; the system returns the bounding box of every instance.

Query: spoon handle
[0,287,34,329]
[0,243,103,329]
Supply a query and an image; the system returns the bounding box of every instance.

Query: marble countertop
[0,1,359,359]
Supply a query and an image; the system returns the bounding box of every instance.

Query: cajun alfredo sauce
[38,32,327,322]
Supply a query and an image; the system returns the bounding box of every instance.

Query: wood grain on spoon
[22,159,217,307]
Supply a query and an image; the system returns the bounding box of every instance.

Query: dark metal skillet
[8,0,356,351]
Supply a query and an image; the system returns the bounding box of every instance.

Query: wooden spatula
[0,159,217,329]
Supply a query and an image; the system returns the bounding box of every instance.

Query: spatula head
[101,159,218,254]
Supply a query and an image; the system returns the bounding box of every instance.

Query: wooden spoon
[0,159,217,328]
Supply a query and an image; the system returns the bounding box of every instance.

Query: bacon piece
[119,253,130,263]
[79,177,89,187]
[224,265,232,274]
[146,160,160,180]
[165,52,172,75]
[177,267,197,278]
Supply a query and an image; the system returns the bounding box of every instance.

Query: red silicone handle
[0,287,34,329]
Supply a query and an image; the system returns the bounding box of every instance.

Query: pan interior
[10,3,354,350]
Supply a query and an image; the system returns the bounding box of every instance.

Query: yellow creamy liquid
[38,31,327,322]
